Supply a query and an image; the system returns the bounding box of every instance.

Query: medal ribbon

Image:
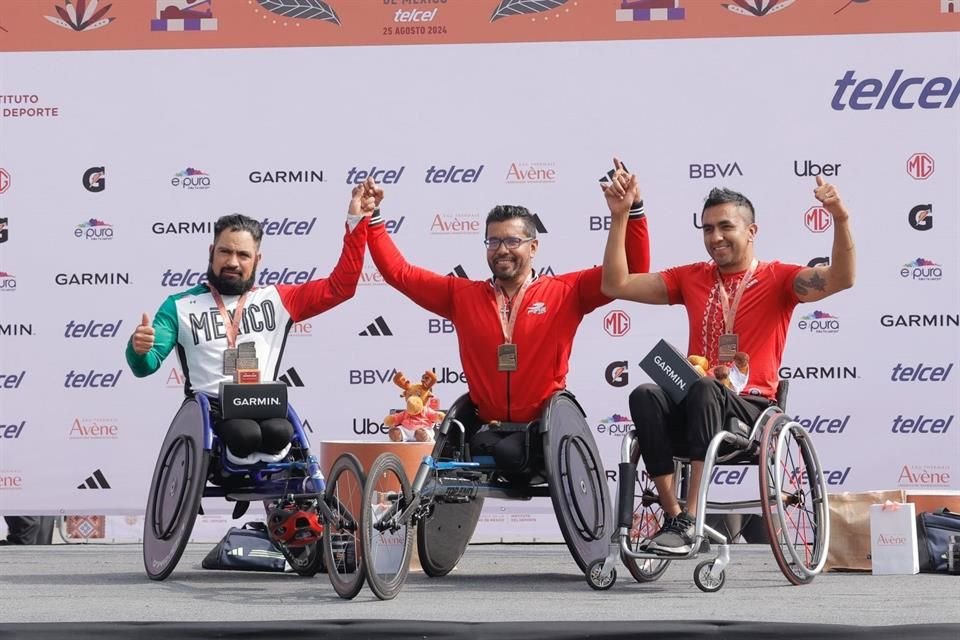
[209,285,249,349]
[493,274,533,344]
[715,258,758,335]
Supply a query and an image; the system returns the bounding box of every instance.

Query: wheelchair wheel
[541,392,612,573]
[621,468,671,583]
[361,452,414,600]
[323,453,366,599]
[759,415,830,585]
[143,397,210,581]
[693,560,725,593]
[417,497,485,577]
[586,559,617,591]
[277,541,323,577]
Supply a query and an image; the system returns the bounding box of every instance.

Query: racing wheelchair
[586,380,831,592]
[143,382,367,599]
[358,390,612,600]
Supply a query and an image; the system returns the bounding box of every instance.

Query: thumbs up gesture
[813,176,849,223]
[131,312,155,355]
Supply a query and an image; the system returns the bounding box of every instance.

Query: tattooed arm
[793,177,856,303]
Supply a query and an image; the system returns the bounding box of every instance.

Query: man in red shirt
[601,178,855,554]
[363,161,650,426]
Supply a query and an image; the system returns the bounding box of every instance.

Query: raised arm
[793,176,856,303]
[600,159,669,304]
[277,185,371,321]
[363,179,458,319]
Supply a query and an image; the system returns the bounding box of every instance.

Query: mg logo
[906,153,934,180]
[804,206,832,233]
[603,310,631,337]
[0,168,10,194]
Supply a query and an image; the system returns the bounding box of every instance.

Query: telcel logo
[64,320,123,338]
[63,369,122,388]
[346,166,405,184]
[1,420,26,439]
[795,414,850,434]
[890,362,953,382]
[791,466,851,486]
[161,267,318,287]
[831,70,960,110]
[0,371,25,388]
[710,467,748,485]
[424,164,484,184]
[891,415,953,434]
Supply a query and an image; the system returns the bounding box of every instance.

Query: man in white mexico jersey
[126,187,375,459]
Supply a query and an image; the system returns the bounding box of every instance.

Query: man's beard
[206,263,255,295]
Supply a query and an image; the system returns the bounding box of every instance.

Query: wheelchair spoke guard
[541,391,613,573]
[143,397,210,580]
[417,496,485,577]
[323,452,366,599]
[361,453,414,600]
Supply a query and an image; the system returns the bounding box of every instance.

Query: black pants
[3,516,55,545]
[628,378,772,478]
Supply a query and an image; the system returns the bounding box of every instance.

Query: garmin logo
[55,272,130,286]
[249,170,324,184]
[779,366,858,380]
[654,355,686,390]
[880,314,959,328]
[232,397,282,407]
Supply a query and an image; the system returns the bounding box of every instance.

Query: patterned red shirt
[661,260,802,401]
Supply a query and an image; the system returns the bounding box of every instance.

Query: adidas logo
[448,264,468,279]
[277,367,304,387]
[77,469,111,490]
[359,316,393,337]
[226,547,285,560]
[532,214,548,234]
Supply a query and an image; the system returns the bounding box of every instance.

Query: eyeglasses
[484,236,534,250]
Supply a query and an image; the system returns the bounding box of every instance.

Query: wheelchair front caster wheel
[693,560,725,593]
[586,559,616,591]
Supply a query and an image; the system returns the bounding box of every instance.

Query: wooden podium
[319,440,434,572]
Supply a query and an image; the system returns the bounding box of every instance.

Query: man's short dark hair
[485,205,537,238]
[702,188,756,225]
[214,214,263,246]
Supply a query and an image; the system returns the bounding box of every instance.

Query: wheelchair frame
[358,390,612,600]
[587,388,831,592]
[142,392,367,599]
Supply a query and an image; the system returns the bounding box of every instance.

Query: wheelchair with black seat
[357,390,613,600]
[586,380,831,592]
[142,383,367,599]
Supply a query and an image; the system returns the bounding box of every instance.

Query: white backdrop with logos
[1,33,958,542]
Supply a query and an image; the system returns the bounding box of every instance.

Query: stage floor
[1,543,958,637]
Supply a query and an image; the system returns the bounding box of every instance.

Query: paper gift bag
[870,501,919,575]
[825,489,906,571]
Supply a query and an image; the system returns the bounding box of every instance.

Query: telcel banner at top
[0,0,958,52]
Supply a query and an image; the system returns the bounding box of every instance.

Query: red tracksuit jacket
[367,215,649,422]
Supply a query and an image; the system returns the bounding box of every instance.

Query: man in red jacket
[363,160,650,426]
